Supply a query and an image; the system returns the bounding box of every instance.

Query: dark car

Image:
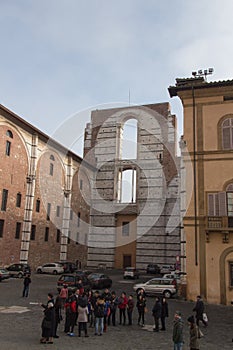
[6,263,31,278]
[146,264,161,274]
[57,274,91,292]
[56,261,77,273]
[0,268,10,281]
[88,273,112,289]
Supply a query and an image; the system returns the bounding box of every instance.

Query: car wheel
[163,290,172,298]
[53,270,58,275]
[37,269,42,274]
[18,272,23,278]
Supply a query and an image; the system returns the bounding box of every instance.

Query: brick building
[83,103,181,269]
[0,104,91,270]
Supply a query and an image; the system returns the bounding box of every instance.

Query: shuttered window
[208,192,227,216]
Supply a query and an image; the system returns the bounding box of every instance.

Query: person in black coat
[193,295,207,327]
[152,296,162,332]
[40,293,56,344]
[54,294,62,338]
[160,297,169,330]
[22,274,31,297]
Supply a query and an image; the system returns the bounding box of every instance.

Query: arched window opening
[120,119,138,159]
[50,155,55,161]
[117,168,136,203]
[6,130,13,138]
[222,118,233,149]
[227,184,233,227]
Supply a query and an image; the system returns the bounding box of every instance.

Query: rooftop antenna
[192,68,214,82]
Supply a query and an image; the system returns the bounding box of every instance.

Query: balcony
[207,216,233,230]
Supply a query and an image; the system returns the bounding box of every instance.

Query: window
[6,141,11,156]
[120,119,138,159]
[122,221,130,236]
[6,130,13,138]
[68,231,71,244]
[230,262,233,287]
[1,189,8,211]
[56,229,60,243]
[16,193,22,208]
[208,187,233,227]
[76,232,80,245]
[15,222,21,239]
[56,206,60,217]
[30,225,36,240]
[36,199,40,212]
[222,118,233,149]
[70,210,73,220]
[80,180,83,190]
[49,163,54,176]
[49,155,55,175]
[44,227,49,241]
[47,203,51,221]
[77,212,81,227]
[117,169,136,203]
[0,220,4,237]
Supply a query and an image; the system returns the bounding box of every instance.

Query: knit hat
[187,315,195,323]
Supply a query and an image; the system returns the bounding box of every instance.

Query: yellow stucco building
[169,76,233,304]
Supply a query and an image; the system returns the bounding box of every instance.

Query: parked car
[36,263,64,275]
[75,270,92,277]
[0,268,10,281]
[146,264,161,274]
[163,272,181,280]
[56,261,77,273]
[133,277,177,298]
[57,273,91,292]
[160,264,175,275]
[123,267,140,279]
[6,263,31,278]
[88,273,112,289]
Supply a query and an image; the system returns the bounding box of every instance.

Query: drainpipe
[192,85,198,266]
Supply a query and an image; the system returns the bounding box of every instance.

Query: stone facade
[84,104,181,269]
[169,77,233,304]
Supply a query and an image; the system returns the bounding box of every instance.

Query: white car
[133,277,177,298]
[36,263,64,275]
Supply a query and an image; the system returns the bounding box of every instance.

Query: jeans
[95,317,104,335]
[174,342,183,350]
[22,285,29,297]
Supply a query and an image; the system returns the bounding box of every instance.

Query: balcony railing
[207,216,233,230]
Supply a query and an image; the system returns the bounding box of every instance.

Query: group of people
[39,282,207,349]
[40,286,138,344]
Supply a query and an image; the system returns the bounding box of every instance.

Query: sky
[1,0,233,156]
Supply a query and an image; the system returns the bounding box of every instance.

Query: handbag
[42,318,52,329]
[203,312,208,323]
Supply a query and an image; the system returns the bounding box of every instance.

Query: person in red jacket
[118,292,128,325]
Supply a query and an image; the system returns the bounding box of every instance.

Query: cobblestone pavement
[0,271,233,350]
